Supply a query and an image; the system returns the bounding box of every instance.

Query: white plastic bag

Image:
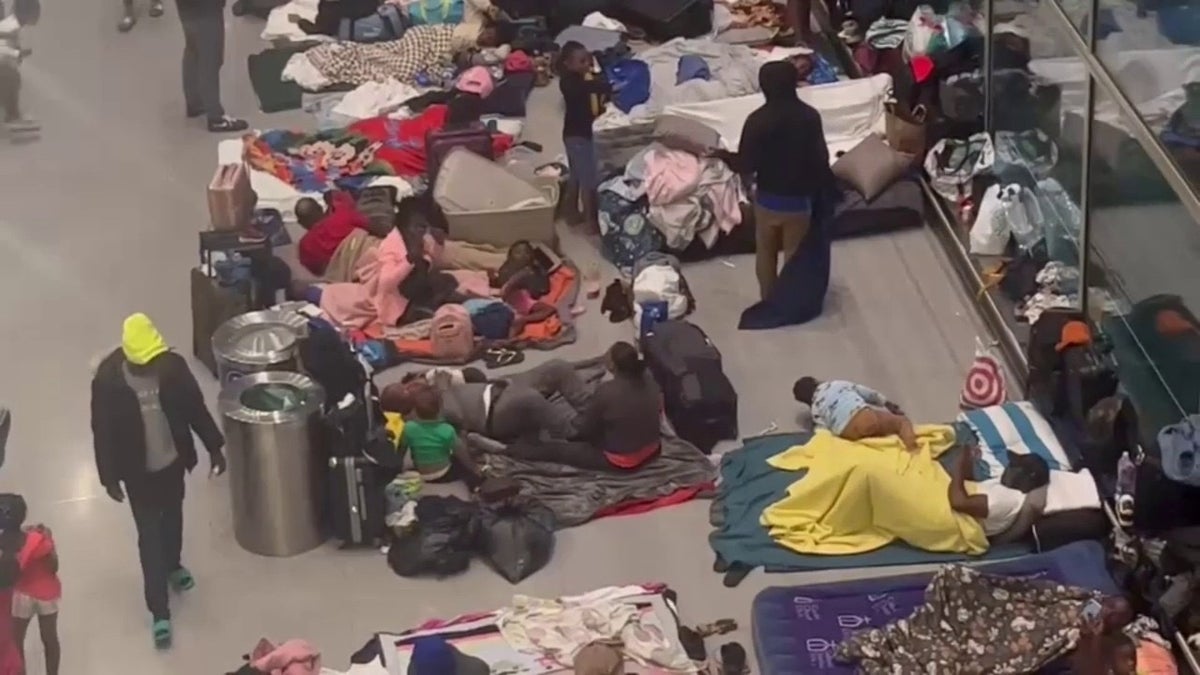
[904,6,943,56]
[969,184,1008,255]
[999,184,1041,251]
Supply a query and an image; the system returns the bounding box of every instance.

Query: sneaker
[152,619,172,649]
[207,116,249,133]
[5,118,40,134]
[118,14,136,32]
[167,567,195,592]
[149,1,164,17]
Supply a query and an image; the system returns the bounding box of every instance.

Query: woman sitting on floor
[501,342,664,471]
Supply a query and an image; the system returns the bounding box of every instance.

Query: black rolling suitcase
[613,0,712,41]
[641,320,738,454]
[324,349,394,547]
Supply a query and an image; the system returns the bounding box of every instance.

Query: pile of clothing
[597,142,746,271]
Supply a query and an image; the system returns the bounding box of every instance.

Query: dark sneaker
[118,14,136,32]
[207,116,249,133]
[149,1,164,17]
[5,118,40,134]
[152,619,172,649]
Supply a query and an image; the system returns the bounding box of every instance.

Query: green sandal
[152,619,173,649]
[168,567,195,592]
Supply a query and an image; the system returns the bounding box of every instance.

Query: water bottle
[1117,451,1137,497]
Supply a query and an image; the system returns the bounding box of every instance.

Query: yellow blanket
[760,425,989,556]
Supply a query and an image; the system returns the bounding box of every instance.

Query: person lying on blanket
[384,382,483,488]
[948,446,1050,539]
[386,20,501,86]
[793,377,917,450]
[424,359,590,442]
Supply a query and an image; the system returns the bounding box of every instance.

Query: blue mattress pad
[751,541,1117,674]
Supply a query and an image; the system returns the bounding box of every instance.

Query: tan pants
[841,407,918,450]
[754,205,812,300]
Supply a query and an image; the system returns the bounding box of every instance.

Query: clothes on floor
[810,379,890,436]
[178,4,226,122]
[303,24,457,86]
[126,461,186,621]
[318,228,438,329]
[496,593,693,671]
[323,229,381,282]
[753,204,810,300]
[835,564,1100,673]
[642,146,744,251]
[762,426,989,556]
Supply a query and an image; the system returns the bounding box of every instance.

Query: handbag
[207,162,255,231]
[885,101,927,155]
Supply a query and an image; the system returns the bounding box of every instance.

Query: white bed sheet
[660,73,892,161]
[216,139,416,222]
[262,0,334,44]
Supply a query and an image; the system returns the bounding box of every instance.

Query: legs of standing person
[10,611,28,673]
[0,63,19,123]
[564,137,600,233]
[127,464,187,644]
[754,205,784,300]
[120,0,165,33]
[180,8,246,131]
[753,205,811,300]
[38,612,60,675]
[786,0,813,43]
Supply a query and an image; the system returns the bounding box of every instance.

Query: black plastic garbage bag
[387,496,480,578]
[478,498,556,583]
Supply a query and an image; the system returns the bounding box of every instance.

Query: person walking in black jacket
[175,0,247,132]
[90,313,225,649]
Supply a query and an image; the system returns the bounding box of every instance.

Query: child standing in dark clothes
[558,41,610,233]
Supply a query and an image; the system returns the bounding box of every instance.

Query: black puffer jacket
[90,350,224,488]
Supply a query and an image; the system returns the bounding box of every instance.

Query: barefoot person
[793,376,918,450]
[90,314,226,649]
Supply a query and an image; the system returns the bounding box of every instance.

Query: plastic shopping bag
[969,184,1009,255]
[960,338,1008,410]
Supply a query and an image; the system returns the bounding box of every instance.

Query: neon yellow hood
[121,313,169,366]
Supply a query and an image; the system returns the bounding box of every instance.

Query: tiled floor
[0,4,997,673]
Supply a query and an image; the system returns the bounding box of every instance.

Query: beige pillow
[832,135,915,201]
[654,115,721,155]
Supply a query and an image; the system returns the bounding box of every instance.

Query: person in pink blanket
[311,227,443,329]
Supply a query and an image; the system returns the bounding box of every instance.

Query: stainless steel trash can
[211,309,308,387]
[220,371,327,557]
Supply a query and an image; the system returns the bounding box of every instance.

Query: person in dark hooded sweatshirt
[90,313,226,649]
[712,60,833,300]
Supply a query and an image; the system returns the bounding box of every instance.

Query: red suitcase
[425,125,495,185]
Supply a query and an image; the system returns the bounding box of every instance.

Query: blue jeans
[564,136,599,192]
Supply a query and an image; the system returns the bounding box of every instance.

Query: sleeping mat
[471,358,717,527]
[751,540,1117,674]
[708,433,1031,585]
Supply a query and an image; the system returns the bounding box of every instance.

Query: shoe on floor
[719,642,748,674]
[149,1,164,17]
[118,14,136,32]
[208,116,249,133]
[5,118,40,134]
[168,567,195,592]
[152,619,172,649]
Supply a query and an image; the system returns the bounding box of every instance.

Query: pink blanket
[320,230,431,329]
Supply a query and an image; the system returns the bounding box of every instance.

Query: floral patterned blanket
[836,564,1096,674]
[243,105,512,193]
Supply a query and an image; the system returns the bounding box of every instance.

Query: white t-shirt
[974,479,1027,536]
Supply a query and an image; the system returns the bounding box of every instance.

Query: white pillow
[1044,469,1101,514]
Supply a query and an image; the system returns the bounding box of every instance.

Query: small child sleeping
[793,376,917,450]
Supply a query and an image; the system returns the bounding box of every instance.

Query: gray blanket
[467,359,718,528]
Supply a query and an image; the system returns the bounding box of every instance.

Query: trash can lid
[213,310,307,366]
[219,371,325,424]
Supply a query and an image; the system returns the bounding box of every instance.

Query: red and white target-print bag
[960,338,1007,410]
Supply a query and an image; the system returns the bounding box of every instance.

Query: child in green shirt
[398,385,481,487]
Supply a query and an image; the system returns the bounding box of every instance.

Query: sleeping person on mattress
[793,377,918,450]
[948,445,1050,540]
